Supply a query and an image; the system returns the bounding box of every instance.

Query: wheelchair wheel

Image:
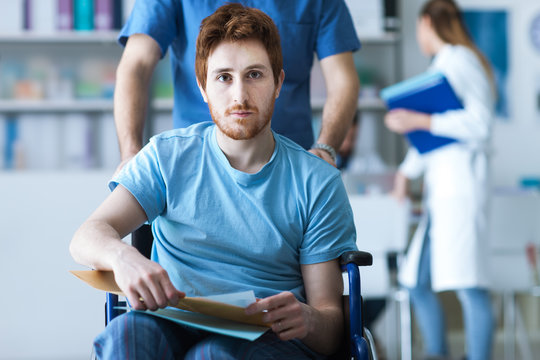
[90,345,97,360]
[364,327,378,360]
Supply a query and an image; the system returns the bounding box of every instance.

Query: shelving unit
[0,30,118,43]
[0,31,404,171]
[352,31,405,168]
[0,98,114,112]
[310,96,387,112]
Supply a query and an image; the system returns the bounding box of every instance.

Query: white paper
[204,290,257,308]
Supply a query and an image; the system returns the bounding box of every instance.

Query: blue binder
[380,71,462,154]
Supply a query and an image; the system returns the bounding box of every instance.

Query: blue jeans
[94,311,327,359]
[408,231,494,360]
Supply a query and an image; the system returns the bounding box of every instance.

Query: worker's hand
[245,291,312,341]
[112,247,185,311]
[112,155,135,178]
[384,109,431,134]
[309,148,336,167]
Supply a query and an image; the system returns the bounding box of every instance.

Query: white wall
[400,0,540,187]
[0,171,111,359]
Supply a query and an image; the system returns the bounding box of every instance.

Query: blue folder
[380,71,462,154]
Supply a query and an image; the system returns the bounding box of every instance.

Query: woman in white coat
[385,1,495,359]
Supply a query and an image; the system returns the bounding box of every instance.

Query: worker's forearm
[114,62,154,160]
[317,79,360,150]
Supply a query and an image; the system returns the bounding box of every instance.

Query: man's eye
[248,71,262,79]
[217,74,231,82]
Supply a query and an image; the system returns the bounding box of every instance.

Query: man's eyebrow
[245,63,269,71]
[210,64,270,75]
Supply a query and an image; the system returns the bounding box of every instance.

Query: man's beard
[210,101,274,140]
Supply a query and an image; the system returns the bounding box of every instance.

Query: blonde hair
[421,0,494,85]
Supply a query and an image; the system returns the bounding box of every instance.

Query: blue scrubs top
[119,0,360,149]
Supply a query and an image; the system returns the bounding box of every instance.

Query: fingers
[245,291,293,317]
[245,292,309,340]
[160,276,185,306]
[123,274,164,311]
[118,266,184,311]
[272,318,307,341]
[308,149,336,167]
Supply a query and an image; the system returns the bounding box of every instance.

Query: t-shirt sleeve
[109,140,167,222]
[118,0,179,58]
[300,174,358,264]
[315,0,361,60]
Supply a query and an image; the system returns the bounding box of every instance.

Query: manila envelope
[70,270,269,327]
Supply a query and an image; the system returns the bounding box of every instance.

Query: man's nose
[232,80,248,103]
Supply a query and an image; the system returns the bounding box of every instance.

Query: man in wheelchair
[70,4,358,359]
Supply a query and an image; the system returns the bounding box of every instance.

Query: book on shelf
[58,0,73,30]
[0,0,24,34]
[71,270,270,340]
[99,114,121,169]
[3,0,126,33]
[62,114,95,169]
[380,71,462,154]
[3,117,19,170]
[95,0,114,30]
[25,0,58,33]
[0,117,5,169]
[18,114,62,169]
[113,0,123,29]
[74,0,94,30]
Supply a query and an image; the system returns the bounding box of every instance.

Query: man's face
[199,38,284,140]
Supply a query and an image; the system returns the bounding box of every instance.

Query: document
[381,71,462,154]
[70,270,269,341]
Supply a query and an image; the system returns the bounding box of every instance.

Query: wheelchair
[104,225,377,360]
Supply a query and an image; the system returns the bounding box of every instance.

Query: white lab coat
[398,45,495,291]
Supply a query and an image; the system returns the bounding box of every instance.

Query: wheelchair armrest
[340,250,372,359]
[340,251,373,267]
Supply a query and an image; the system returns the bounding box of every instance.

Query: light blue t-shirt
[119,0,361,149]
[112,122,357,302]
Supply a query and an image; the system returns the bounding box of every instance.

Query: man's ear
[275,69,285,99]
[197,78,209,103]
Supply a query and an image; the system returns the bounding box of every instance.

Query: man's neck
[215,126,275,174]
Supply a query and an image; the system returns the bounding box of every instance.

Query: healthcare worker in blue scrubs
[385,1,495,360]
[114,0,361,169]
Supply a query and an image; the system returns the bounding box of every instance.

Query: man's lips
[231,111,252,117]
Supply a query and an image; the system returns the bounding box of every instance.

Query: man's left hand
[245,291,312,341]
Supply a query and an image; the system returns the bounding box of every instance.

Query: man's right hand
[112,246,185,311]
